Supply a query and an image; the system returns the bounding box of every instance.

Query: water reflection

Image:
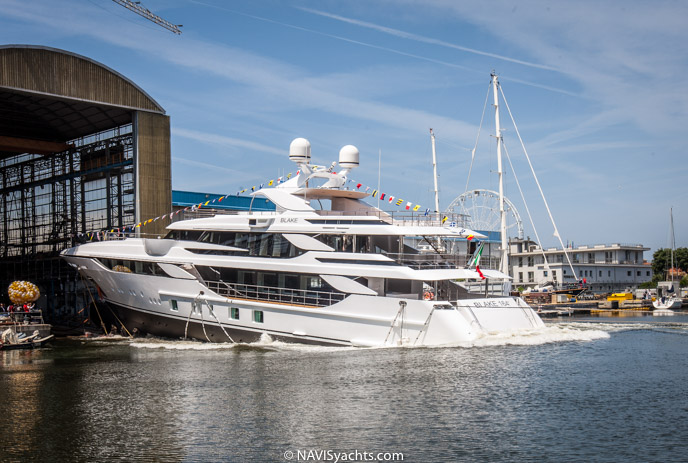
[1,319,687,462]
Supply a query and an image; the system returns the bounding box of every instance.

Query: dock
[532,298,684,317]
[0,311,52,338]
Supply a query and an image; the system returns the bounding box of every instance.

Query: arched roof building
[0,44,172,317]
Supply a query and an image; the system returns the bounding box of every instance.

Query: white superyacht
[62,138,544,346]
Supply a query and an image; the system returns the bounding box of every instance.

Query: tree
[652,247,688,277]
[652,248,671,276]
[675,248,688,272]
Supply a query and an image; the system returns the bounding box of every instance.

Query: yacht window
[304,276,324,290]
[230,307,240,320]
[356,235,370,253]
[281,273,300,289]
[234,233,249,249]
[164,230,204,241]
[306,219,386,225]
[261,273,279,287]
[272,235,285,257]
[98,258,164,276]
[238,270,256,286]
[170,300,178,312]
[186,249,243,256]
[315,257,401,266]
[198,231,303,258]
[196,266,345,306]
[253,310,264,323]
[258,234,272,256]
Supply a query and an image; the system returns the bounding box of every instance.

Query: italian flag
[471,242,486,280]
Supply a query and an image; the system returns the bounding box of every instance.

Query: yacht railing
[79,232,161,242]
[205,280,346,307]
[386,253,501,271]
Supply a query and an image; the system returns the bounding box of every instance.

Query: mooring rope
[183,300,195,340]
[205,301,235,343]
[79,273,108,335]
[197,296,211,342]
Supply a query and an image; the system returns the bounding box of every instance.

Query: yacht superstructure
[62,138,544,346]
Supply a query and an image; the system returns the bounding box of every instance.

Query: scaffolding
[0,124,135,318]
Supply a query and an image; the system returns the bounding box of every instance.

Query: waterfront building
[509,238,652,293]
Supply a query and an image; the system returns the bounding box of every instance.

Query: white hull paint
[652,296,681,316]
[65,254,544,347]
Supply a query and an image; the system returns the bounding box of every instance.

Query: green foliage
[638,280,655,289]
[652,247,688,276]
[681,275,688,288]
[639,272,663,289]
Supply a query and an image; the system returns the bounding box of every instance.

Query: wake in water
[127,333,354,353]
[100,316,688,351]
[558,318,688,336]
[467,324,610,347]
[121,325,612,351]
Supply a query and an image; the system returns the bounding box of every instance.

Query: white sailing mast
[430,128,440,218]
[653,207,680,315]
[492,73,509,275]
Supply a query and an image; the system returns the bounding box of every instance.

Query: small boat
[653,208,681,316]
[0,328,54,350]
[653,295,681,314]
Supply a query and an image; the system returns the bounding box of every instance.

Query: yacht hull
[108,300,342,345]
[104,295,544,347]
[66,255,544,346]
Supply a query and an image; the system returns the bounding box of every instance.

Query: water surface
[2,313,687,462]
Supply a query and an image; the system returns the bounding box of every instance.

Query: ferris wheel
[447,189,524,239]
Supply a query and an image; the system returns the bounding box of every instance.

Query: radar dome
[289,138,311,164]
[339,145,359,169]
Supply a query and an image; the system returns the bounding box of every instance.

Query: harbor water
[2,314,687,462]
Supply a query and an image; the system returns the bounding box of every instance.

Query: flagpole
[377,148,382,211]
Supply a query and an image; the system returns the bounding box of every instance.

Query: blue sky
[1,0,686,256]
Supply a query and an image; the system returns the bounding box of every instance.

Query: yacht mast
[670,207,675,283]
[492,73,509,274]
[430,128,440,217]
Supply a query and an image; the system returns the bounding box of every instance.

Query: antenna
[111,0,183,34]
[430,128,440,217]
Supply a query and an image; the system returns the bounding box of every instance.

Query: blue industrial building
[172,190,275,212]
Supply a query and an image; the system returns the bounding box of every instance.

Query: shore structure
[509,238,652,294]
[0,45,171,324]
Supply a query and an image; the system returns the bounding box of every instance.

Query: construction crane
[111,0,182,34]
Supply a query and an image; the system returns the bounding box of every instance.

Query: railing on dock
[0,310,45,325]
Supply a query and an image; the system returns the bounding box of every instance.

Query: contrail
[297,7,560,73]
[188,1,576,96]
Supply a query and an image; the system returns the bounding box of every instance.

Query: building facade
[509,239,652,294]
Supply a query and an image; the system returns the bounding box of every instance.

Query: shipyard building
[0,45,171,318]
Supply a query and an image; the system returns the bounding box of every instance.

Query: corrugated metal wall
[135,111,171,237]
[0,46,163,112]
